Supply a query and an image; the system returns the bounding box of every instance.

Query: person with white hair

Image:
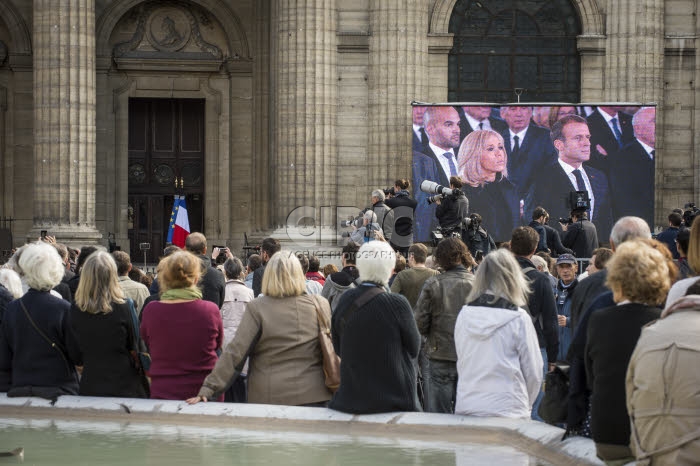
[329,241,421,414]
[454,248,543,418]
[0,268,21,324]
[350,210,381,244]
[0,242,82,398]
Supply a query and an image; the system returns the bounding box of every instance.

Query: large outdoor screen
[411,104,656,245]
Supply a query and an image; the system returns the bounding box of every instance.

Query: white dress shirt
[508,127,528,153]
[429,142,457,180]
[558,159,596,217]
[638,139,654,160]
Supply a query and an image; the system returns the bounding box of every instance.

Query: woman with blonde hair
[187,251,332,406]
[71,251,148,398]
[585,240,669,464]
[0,242,82,397]
[141,250,223,400]
[458,130,520,241]
[453,248,543,418]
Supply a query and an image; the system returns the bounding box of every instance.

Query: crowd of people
[1,209,699,465]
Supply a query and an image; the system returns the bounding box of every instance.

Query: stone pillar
[32,0,101,244]
[271,0,337,228]
[367,0,429,188]
[603,0,664,103]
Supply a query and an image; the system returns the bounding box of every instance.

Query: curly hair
[435,237,475,270]
[457,129,508,187]
[606,240,672,306]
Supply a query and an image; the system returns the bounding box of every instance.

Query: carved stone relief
[112,1,225,60]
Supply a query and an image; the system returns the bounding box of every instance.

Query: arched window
[448,0,581,102]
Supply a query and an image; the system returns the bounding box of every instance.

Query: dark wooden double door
[128,98,205,263]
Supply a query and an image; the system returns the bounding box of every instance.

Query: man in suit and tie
[500,106,558,200]
[526,114,614,246]
[586,106,634,172]
[412,106,461,242]
[607,107,655,228]
[456,105,508,143]
[412,105,429,153]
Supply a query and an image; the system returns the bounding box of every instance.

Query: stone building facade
[0,0,695,258]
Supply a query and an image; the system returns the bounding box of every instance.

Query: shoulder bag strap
[339,286,385,335]
[124,298,140,348]
[19,298,71,371]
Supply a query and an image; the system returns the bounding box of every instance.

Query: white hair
[371,189,385,202]
[18,242,65,291]
[357,241,396,285]
[0,268,23,298]
[467,249,531,308]
[610,216,651,248]
[530,255,549,273]
[364,210,377,223]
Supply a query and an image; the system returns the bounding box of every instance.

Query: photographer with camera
[385,179,417,257]
[350,210,381,244]
[463,213,496,259]
[561,208,598,260]
[434,176,469,232]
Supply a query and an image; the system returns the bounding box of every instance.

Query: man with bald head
[420,106,461,187]
[608,106,656,227]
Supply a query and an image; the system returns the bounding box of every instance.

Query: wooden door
[128,98,205,263]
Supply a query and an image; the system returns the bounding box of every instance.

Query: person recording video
[560,208,598,259]
[434,176,469,231]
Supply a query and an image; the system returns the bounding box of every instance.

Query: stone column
[32,0,101,244]
[603,0,664,103]
[367,0,429,188]
[271,0,337,228]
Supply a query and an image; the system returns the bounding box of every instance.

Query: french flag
[166,195,190,247]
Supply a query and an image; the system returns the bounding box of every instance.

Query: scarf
[160,287,203,301]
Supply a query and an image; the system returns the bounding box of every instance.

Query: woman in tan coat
[187,251,332,406]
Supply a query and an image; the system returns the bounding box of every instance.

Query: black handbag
[538,363,570,425]
[125,299,151,396]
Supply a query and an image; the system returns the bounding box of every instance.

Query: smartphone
[40,230,48,239]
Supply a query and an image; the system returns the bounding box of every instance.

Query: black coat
[585,303,661,446]
[543,223,573,257]
[0,289,82,394]
[516,257,559,362]
[71,301,148,398]
[562,219,598,258]
[0,284,13,324]
[330,285,421,414]
[435,193,469,230]
[196,254,225,307]
[463,178,520,242]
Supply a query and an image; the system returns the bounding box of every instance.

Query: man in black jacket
[561,209,598,260]
[434,176,469,233]
[510,226,559,421]
[185,232,225,307]
[251,237,281,297]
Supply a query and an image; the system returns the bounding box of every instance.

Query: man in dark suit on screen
[586,106,634,172]
[456,105,508,143]
[412,105,429,153]
[526,114,613,246]
[607,107,656,228]
[499,105,558,200]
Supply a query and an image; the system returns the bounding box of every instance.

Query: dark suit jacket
[456,106,508,142]
[586,109,634,172]
[608,139,655,228]
[417,145,450,187]
[526,161,613,245]
[501,124,558,198]
[412,128,428,153]
[412,151,443,243]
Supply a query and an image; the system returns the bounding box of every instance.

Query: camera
[430,224,462,247]
[339,208,369,229]
[383,187,395,197]
[426,194,444,205]
[568,191,591,212]
[462,214,481,231]
[40,230,48,239]
[683,202,699,227]
[420,180,462,205]
[558,217,572,225]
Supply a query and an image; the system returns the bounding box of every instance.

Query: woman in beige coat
[187,251,332,406]
[626,279,700,466]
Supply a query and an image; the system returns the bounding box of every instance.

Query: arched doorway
[448,0,581,102]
